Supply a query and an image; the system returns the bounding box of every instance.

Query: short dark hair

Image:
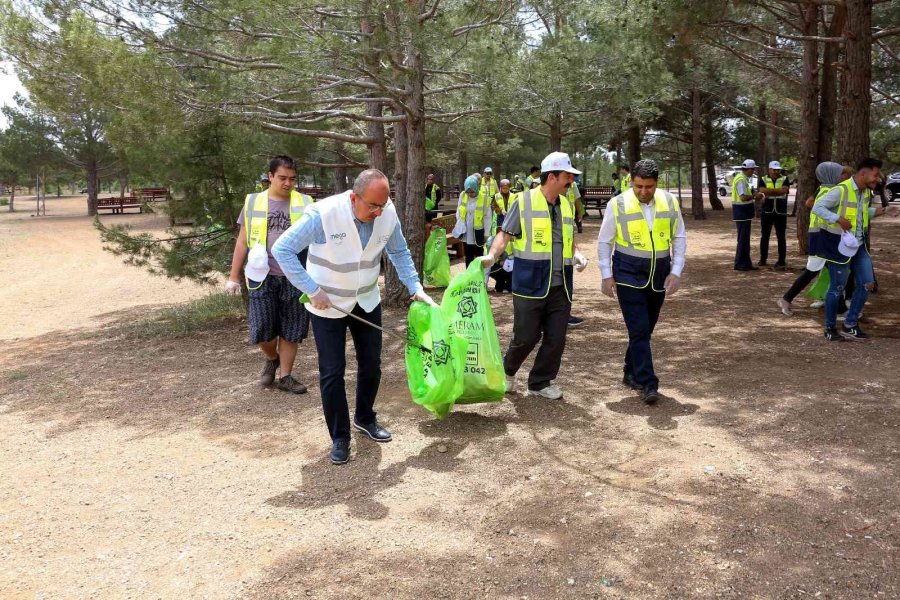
[632,159,659,180]
[539,170,563,185]
[619,165,630,172]
[530,165,540,174]
[856,157,883,172]
[268,155,297,175]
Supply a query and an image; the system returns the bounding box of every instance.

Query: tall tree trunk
[703,97,724,210]
[838,0,872,164]
[334,141,348,194]
[403,44,427,285]
[549,108,562,152]
[626,122,641,166]
[367,105,388,172]
[770,109,781,160]
[384,102,409,307]
[457,148,468,189]
[756,100,768,168]
[691,87,706,220]
[8,184,14,212]
[817,6,846,162]
[795,1,821,254]
[86,160,99,216]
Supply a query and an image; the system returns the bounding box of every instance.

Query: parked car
[717,168,759,197]
[886,172,900,202]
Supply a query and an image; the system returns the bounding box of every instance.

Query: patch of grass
[131,293,244,339]
[0,198,9,207]
[4,370,27,383]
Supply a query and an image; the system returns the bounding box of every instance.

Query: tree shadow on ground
[605,394,699,430]
[267,412,508,520]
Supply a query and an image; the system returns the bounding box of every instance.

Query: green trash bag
[405,302,466,419]
[423,227,451,288]
[806,268,830,301]
[441,260,507,404]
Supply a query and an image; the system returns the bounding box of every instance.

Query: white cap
[769,160,782,170]
[741,159,757,169]
[838,231,861,258]
[540,152,581,175]
[245,243,271,282]
[483,166,493,174]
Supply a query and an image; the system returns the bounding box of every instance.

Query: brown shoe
[276,375,308,394]
[259,355,280,386]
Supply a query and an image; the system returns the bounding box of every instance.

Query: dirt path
[0,195,209,341]
[1,202,899,599]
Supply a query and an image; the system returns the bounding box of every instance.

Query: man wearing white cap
[732,159,758,271]
[481,152,589,399]
[757,160,791,269]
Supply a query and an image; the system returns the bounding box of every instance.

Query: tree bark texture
[817,6,846,162]
[756,100,767,169]
[690,88,706,220]
[703,99,724,210]
[837,0,872,165]
[795,1,821,254]
[626,123,641,167]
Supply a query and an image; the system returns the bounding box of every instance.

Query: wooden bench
[96,196,142,214]
[297,186,325,200]
[582,185,617,215]
[426,213,465,259]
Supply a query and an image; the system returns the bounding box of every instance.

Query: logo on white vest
[330,232,347,244]
[378,234,391,244]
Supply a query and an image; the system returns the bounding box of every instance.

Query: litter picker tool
[300,293,432,354]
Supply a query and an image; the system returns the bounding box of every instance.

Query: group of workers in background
[730,156,897,342]
[223,148,894,465]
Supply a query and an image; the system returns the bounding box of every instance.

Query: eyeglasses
[360,197,392,213]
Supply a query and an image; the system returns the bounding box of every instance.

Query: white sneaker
[810,300,824,309]
[505,375,517,395]
[528,385,563,400]
[776,298,794,317]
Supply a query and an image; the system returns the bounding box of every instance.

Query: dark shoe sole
[353,421,392,442]
[276,385,308,394]
[642,391,660,404]
[839,331,867,342]
[330,454,349,465]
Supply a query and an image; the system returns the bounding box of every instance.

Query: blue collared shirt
[271,201,422,296]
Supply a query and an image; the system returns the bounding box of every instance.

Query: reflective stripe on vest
[244,190,313,248]
[458,189,490,229]
[510,188,575,300]
[612,189,678,259]
[820,179,870,237]
[620,173,631,193]
[305,191,398,318]
[511,189,575,263]
[731,173,752,205]
[761,175,788,215]
[808,184,834,233]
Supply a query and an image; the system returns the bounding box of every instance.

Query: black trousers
[617,285,666,391]
[760,213,787,265]
[783,269,819,302]
[464,243,483,267]
[489,267,512,292]
[734,220,753,269]
[310,303,382,442]
[504,285,571,391]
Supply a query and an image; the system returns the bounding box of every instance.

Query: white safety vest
[306,191,398,319]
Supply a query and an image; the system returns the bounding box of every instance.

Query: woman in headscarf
[452,174,493,266]
[777,162,852,316]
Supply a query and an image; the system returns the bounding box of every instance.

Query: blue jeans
[824,250,873,329]
[309,303,382,441]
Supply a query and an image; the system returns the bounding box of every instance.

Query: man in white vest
[272,169,437,465]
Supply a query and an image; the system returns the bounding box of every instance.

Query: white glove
[412,289,439,307]
[224,279,241,295]
[478,253,496,267]
[309,287,332,310]
[574,251,589,272]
